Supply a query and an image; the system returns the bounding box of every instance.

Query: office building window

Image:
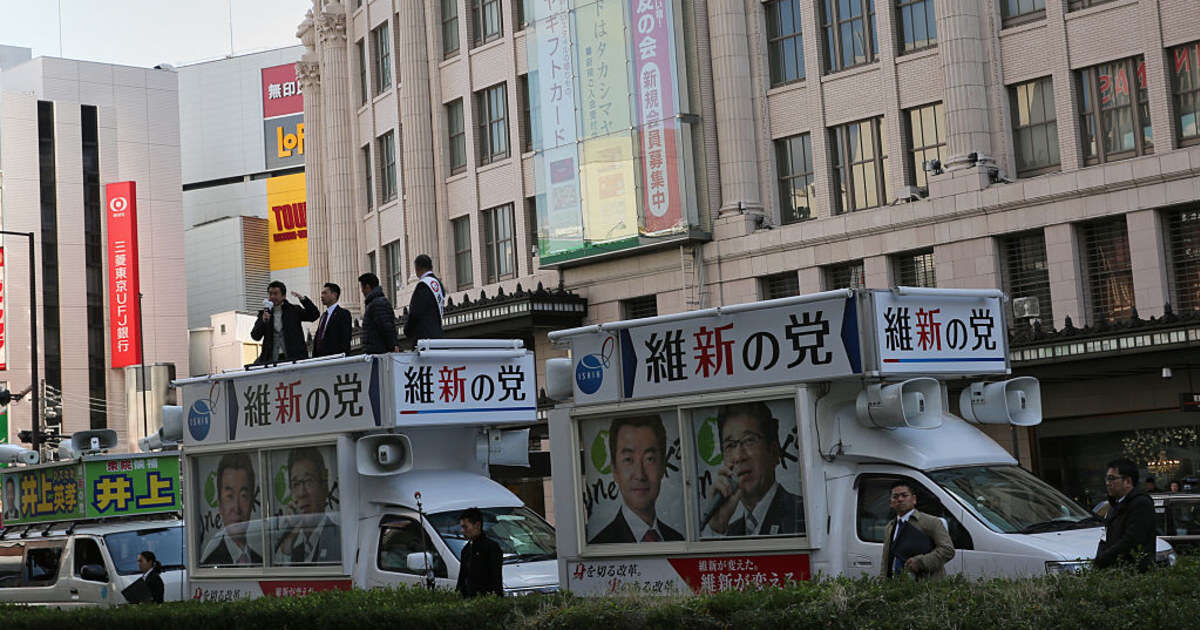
[384,240,404,299]
[453,216,474,290]
[1166,205,1200,313]
[1010,77,1060,177]
[515,0,528,30]
[361,145,373,212]
[447,99,466,174]
[621,295,658,319]
[519,74,533,153]
[483,203,516,283]
[1068,0,1115,10]
[821,0,878,73]
[825,260,866,290]
[476,83,509,164]
[1082,217,1134,323]
[443,0,460,58]
[377,131,397,204]
[893,249,936,288]
[368,252,377,276]
[525,196,539,266]
[831,117,888,213]
[774,133,813,224]
[1000,0,1044,27]
[472,0,503,47]
[38,101,61,394]
[81,105,106,429]
[371,22,391,95]
[1170,41,1200,146]
[896,0,936,53]
[1078,56,1152,165]
[760,272,801,300]
[357,40,368,105]
[906,102,945,188]
[1002,231,1053,328]
[766,0,805,86]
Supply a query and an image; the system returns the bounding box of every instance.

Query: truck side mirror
[406,551,435,573]
[80,564,108,582]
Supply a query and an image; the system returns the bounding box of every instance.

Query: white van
[543,288,1174,595]
[173,342,559,600]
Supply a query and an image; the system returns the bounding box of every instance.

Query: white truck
[543,288,1175,595]
[171,341,558,601]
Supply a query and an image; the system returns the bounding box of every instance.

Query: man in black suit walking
[251,281,319,365]
[403,254,444,344]
[705,402,804,537]
[588,414,683,544]
[311,282,352,357]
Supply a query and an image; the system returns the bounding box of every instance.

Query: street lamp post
[0,231,38,453]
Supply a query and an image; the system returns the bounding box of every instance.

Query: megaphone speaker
[356,434,413,476]
[959,377,1042,426]
[70,429,119,453]
[856,378,944,430]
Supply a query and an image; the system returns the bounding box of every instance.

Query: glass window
[104,527,185,575]
[1170,41,1200,146]
[766,0,806,86]
[893,249,936,287]
[1165,499,1200,536]
[427,506,556,562]
[378,516,448,577]
[519,74,533,153]
[821,0,878,74]
[483,203,516,283]
[472,0,503,47]
[357,40,368,105]
[831,116,888,213]
[477,83,509,165]
[1002,230,1053,329]
[25,545,63,585]
[896,0,936,53]
[1010,77,1060,176]
[1000,0,1044,26]
[1082,217,1134,323]
[692,401,805,539]
[377,131,397,203]
[448,99,466,174]
[760,272,800,300]
[1068,0,1115,10]
[0,543,23,587]
[906,102,945,188]
[580,412,684,544]
[856,476,973,549]
[443,0,460,58]
[268,446,341,565]
[774,133,813,224]
[928,466,1096,534]
[73,538,104,578]
[195,451,263,567]
[371,22,391,95]
[361,145,373,212]
[1078,56,1152,165]
[453,216,474,289]
[621,295,658,319]
[1167,204,1200,313]
[825,260,866,289]
[385,240,404,299]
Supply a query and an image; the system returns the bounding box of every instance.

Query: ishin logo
[590,430,611,475]
[695,416,723,467]
[576,336,615,395]
[188,399,213,441]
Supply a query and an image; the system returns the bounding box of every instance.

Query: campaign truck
[172,341,558,601]
[0,434,185,606]
[543,288,1175,595]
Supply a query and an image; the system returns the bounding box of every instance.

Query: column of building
[395,0,439,278]
[935,0,994,169]
[315,2,362,311]
[706,0,761,216]
[297,13,330,300]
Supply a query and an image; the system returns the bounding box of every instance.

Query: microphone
[699,473,736,529]
[262,298,273,310]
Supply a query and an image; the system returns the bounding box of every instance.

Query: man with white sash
[404,253,445,344]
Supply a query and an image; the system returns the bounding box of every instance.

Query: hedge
[3,561,1199,629]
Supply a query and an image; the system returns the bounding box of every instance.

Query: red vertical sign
[631,0,682,234]
[105,182,141,368]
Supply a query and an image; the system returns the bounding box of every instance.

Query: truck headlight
[1045,560,1089,575]
[1157,549,1178,567]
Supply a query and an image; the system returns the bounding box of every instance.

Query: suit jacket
[1095,489,1156,571]
[456,535,503,597]
[588,510,684,544]
[201,538,263,566]
[403,280,444,343]
[361,286,399,354]
[251,297,319,364]
[880,509,955,579]
[276,516,341,563]
[312,305,353,357]
[726,485,805,536]
[144,568,164,604]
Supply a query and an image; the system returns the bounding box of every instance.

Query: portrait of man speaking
[588,414,683,544]
[705,402,804,537]
[274,447,340,564]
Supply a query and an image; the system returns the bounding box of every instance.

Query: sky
[0,0,313,68]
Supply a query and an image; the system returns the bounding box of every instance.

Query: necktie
[292,540,308,563]
[891,520,908,576]
[745,511,760,535]
[316,309,330,342]
[641,529,661,542]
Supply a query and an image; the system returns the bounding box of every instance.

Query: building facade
[299,0,1200,513]
[0,49,188,452]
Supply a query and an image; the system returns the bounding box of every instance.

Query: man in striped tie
[311,283,352,357]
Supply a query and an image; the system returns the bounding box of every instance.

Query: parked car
[1153,492,1200,551]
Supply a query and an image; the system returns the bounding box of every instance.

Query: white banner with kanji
[870,292,1008,375]
[390,353,537,426]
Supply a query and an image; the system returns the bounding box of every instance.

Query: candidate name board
[181,359,382,446]
[567,553,811,596]
[391,352,537,426]
[868,292,1008,375]
[105,181,142,368]
[0,455,180,525]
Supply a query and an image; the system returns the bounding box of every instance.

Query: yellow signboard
[266,173,308,271]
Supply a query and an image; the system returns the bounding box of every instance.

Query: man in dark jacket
[312,282,353,357]
[358,272,399,354]
[1095,458,1157,571]
[251,281,319,364]
[403,254,444,344]
[455,507,502,597]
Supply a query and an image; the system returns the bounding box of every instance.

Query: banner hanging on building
[262,64,305,169]
[266,173,308,271]
[105,181,141,368]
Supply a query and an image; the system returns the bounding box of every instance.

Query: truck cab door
[849,472,971,577]
[367,513,456,591]
[67,536,113,606]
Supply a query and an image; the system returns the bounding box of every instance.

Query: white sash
[420,272,445,317]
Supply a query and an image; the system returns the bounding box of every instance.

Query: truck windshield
[104,526,185,575]
[428,506,556,564]
[928,466,1099,534]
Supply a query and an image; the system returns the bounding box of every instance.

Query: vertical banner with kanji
[629,0,682,234]
[105,181,141,368]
